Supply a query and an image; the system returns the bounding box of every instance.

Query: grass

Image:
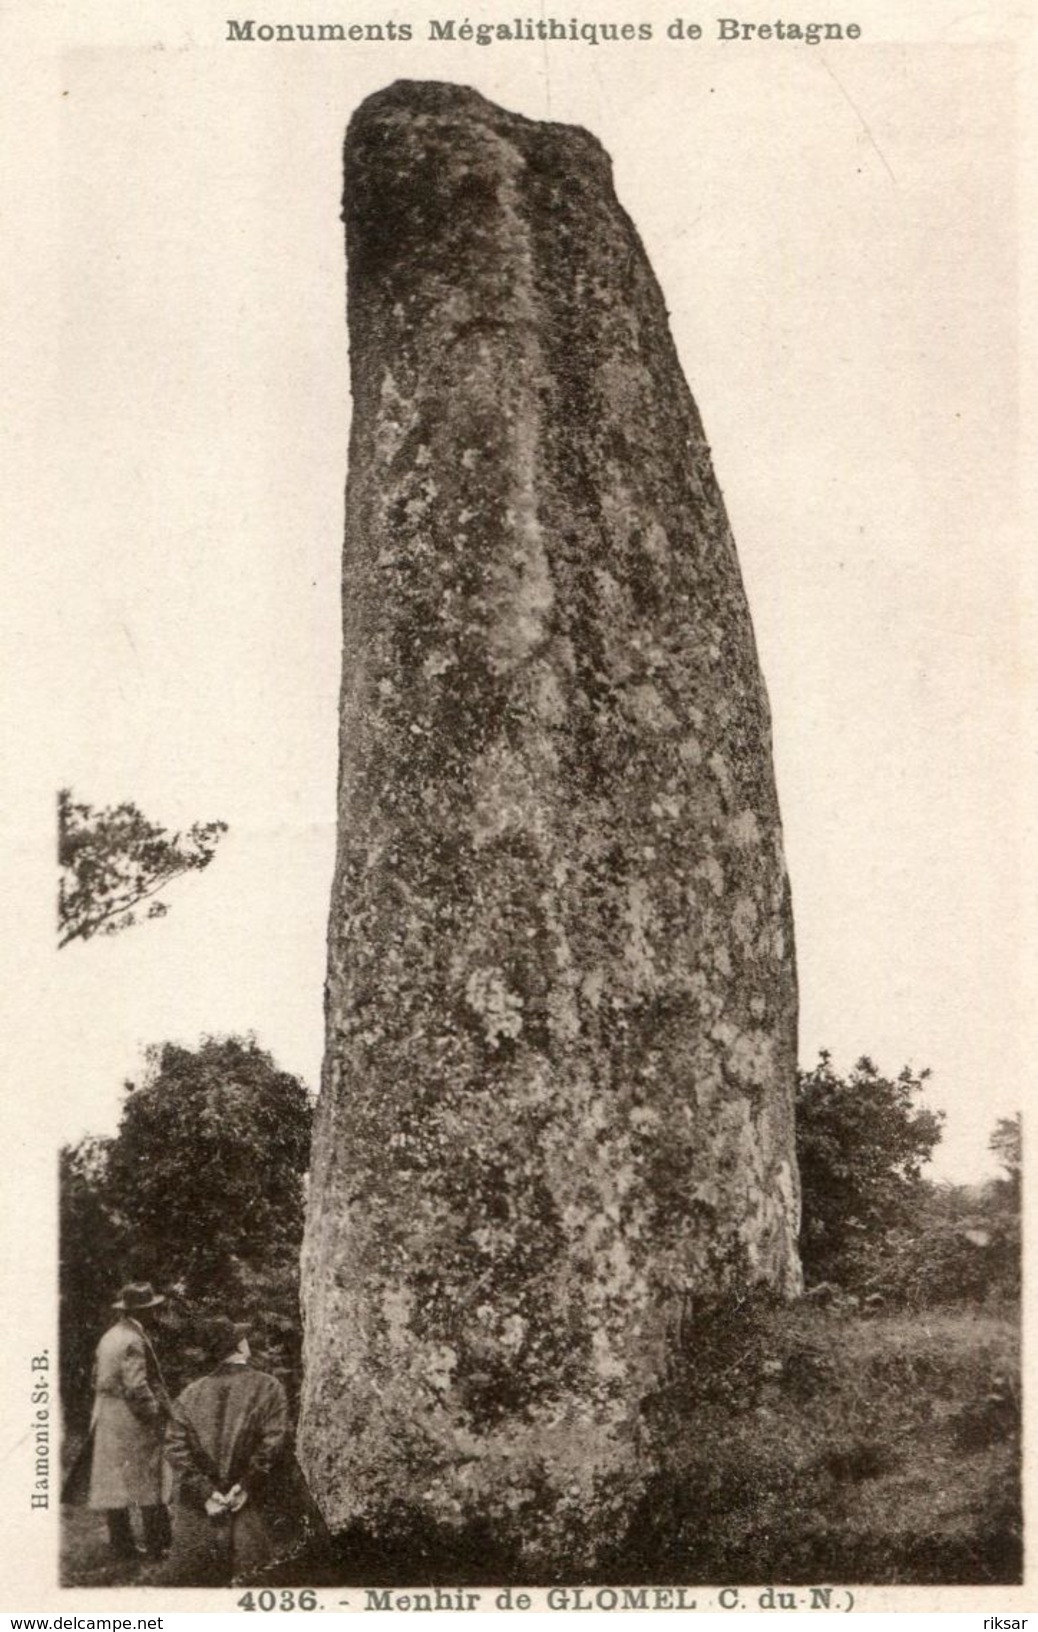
[62,1300,1021,1587]
[60,1506,170,1590]
[609,1299,1021,1584]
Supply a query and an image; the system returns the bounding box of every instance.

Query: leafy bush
[59,1035,313,1419]
[796,1052,944,1293]
[797,1056,1021,1310]
[836,1211,1020,1311]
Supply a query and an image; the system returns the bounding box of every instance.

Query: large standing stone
[299,80,801,1575]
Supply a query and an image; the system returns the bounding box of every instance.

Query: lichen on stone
[299,79,801,1575]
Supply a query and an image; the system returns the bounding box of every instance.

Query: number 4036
[237,1589,319,1611]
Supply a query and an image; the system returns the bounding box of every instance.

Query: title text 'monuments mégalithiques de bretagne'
[225,18,864,45]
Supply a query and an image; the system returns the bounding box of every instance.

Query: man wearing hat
[87,1282,172,1562]
[163,1315,289,1585]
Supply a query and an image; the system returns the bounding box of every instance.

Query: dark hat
[113,1281,166,1311]
[199,1315,250,1364]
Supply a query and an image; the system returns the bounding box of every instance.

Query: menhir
[298,80,801,1579]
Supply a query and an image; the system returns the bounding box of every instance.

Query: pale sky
[13,6,1027,1184]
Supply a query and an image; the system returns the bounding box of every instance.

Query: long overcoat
[87,1317,169,1509]
[163,1362,289,1585]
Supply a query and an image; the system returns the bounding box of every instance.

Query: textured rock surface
[299,80,801,1574]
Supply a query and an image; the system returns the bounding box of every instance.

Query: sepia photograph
[2,0,1031,1612]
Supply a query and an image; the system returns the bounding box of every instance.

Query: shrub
[59,1035,313,1419]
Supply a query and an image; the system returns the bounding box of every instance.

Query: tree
[58,788,227,947]
[107,1035,312,1292]
[796,1051,944,1289]
[988,1113,1021,1205]
[59,1036,314,1415]
[976,1114,1022,1301]
[59,1135,125,1427]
